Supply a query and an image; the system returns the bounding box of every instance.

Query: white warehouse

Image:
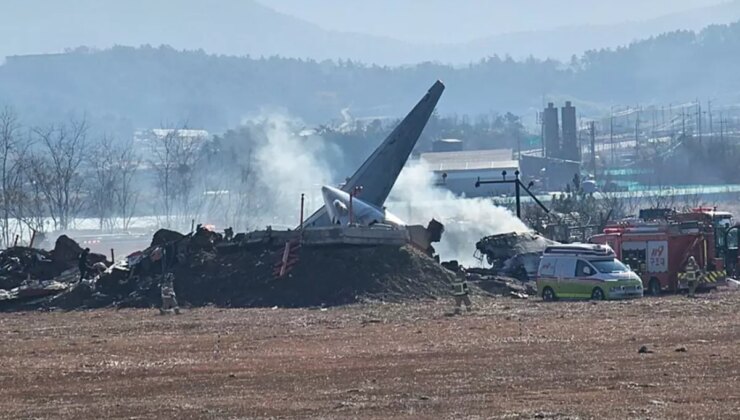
[420,149,520,198]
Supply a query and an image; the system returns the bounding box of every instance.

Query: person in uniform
[451,278,472,314]
[160,272,180,314]
[685,256,701,298]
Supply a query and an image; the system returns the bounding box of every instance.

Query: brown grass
[1,292,739,419]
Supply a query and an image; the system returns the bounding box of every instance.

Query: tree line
[0,104,533,247]
[0,107,227,247]
[0,108,143,246]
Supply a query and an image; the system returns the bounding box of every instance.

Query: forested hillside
[2,22,740,134]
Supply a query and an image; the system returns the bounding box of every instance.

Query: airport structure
[421,149,519,198]
[425,101,584,196]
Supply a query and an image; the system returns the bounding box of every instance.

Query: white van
[536,243,643,301]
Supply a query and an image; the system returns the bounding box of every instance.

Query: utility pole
[475,171,549,219]
[299,193,305,230]
[696,101,702,143]
[590,121,596,178]
[516,129,521,160]
[635,108,640,156]
[661,105,665,128]
[669,103,674,144]
[708,100,713,141]
[515,172,521,218]
[539,111,545,157]
[610,109,615,165]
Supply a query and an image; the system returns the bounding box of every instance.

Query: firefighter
[451,278,472,314]
[685,256,701,298]
[160,272,180,315]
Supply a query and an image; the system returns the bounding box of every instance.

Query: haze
[267,0,728,43]
[1,0,736,63]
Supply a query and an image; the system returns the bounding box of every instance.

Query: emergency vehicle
[537,244,643,301]
[590,208,733,295]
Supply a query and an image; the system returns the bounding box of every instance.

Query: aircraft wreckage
[240,80,447,255]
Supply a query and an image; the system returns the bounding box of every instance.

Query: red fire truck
[590,208,734,295]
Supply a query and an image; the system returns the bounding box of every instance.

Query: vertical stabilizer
[303,81,445,227]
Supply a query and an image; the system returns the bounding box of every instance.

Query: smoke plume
[389,161,528,266]
[246,114,340,228]
[216,114,527,266]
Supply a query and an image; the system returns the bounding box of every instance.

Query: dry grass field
[1,292,738,419]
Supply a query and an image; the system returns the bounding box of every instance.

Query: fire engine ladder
[273,237,302,279]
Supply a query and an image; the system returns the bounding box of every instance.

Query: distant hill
[266,0,729,43]
[454,0,740,61]
[2,0,740,65]
[0,0,415,64]
[2,22,740,134]
[266,0,740,60]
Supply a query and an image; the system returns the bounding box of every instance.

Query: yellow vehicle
[537,244,644,301]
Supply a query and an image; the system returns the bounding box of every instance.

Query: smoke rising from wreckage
[0,81,491,309]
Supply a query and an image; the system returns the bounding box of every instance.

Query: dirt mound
[3,228,459,310]
[99,243,457,309]
[179,245,456,307]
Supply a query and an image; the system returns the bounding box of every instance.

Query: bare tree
[88,136,119,231]
[115,140,141,231]
[0,107,21,246]
[0,109,39,245]
[28,119,88,230]
[645,185,678,210]
[233,149,256,230]
[618,189,641,217]
[204,146,257,231]
[88,136,142,231]
[677,186,705,212]
[15,159,47,238]
[149,128,203,228]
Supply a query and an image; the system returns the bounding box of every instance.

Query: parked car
[536,243,643,301]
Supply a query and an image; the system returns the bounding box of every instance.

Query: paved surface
[1,292,738,419]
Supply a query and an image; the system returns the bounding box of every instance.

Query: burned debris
[0,235,110,308]
[0,222,462,311]
[475,231,558,281]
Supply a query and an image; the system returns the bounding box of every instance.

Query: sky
[264,0,728,44]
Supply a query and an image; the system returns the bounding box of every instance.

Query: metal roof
[420,149,516,172]
[151,129,209,138]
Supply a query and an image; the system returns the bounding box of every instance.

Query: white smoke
[389,161,528,266]
[239,114,340,229]
[217,114,527,266]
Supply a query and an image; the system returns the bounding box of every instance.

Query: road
[1,293,738,419]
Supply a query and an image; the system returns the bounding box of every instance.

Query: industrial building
[543,101,580,163]
[421,102,584,197]
[420,148,519,197]
[528,101,583,190]
[431,138,464,153]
